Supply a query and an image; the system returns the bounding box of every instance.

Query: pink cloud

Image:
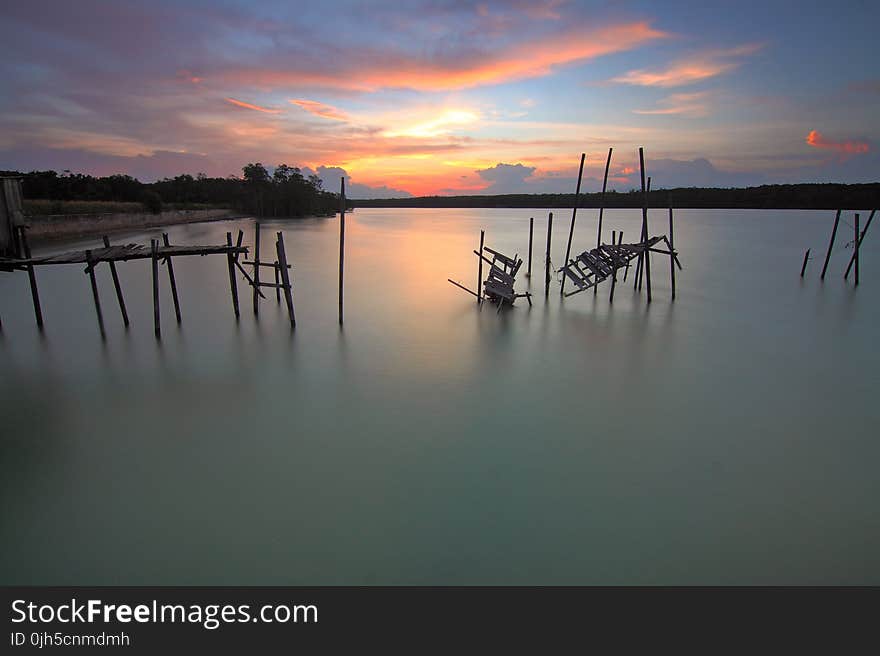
[224,97,281,114]
[611,44,762,87]
[805,130,870,157]
[290,99,349,121]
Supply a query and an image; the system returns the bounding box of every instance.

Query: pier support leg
[845,209,874,280]
[85,249,105,340]
[151,239,161,339]
[225,232,240,320]
[800,248,811,278]
[527,217,533,278]
[561,153,585,296]
[338,178,345,325]
[103,236,129,327]
[276,232,296,327]
[669,207,676,300]
[477,229,485,304]
[253,222,261,316]
[820,210,841,280]
[162,233,181,324]
[544,212,553,298]
[274,261,281,304]
[609,232,618,305]
[18,227,43,330]
[639,147,652,303]
[854,213,860,287]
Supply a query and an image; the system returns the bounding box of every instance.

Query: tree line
[1,163,342,217]
[353,183,880,210]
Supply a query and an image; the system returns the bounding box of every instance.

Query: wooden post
[854,213,860,287]
[102,236,129,327]
[669,207,676,300]
[820,209,841,280]
[845,209,874,280]
[621,231,630,282]
[161,233,181,324]
[639,147,652,302]
[561,153,586,296]
[477,229,485,304]
[274,261,281,303]
[151,239,161,339]
[18,227,43,329]
[545,212,553,298]
[647,176,652,194]
[225,232,239,320]
[609,231,618,304]
[338,177,345,325]
[595,147,613,295]
[85,249,106,340]
[526,217,533,278]
[800,248,811,277]
[253,222,261,316]
[276,232,296,326]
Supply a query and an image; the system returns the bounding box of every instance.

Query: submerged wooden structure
[448,239,532,312]
[803,208,874,285]
[0,222,300,339]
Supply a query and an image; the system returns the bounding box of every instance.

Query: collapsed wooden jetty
[448,239,532,312]
[0,222,299,339]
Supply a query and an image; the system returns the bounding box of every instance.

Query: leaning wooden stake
[545,212,553,298]
[845,209,874,280]
[609,231,618,305]
[638,147,652,302]
[621,231,630,282]
[18,227,43,329]
[161,233,181,324]
[594,147,613,294]
[274,262,281,303]
[103,236,129,327]
[477,229,485,304]
[253,222,261,316]
[669,207,676,300]
[338,177,346,325]
[85,249,106,340]
[225,232,240,320]
[820,209,841,280]
[560,153,586,296]
[276,232,296,326]
[800,248,811,277]
[151,239,161,339]
[527,217,534,278]
[854,213,860,287]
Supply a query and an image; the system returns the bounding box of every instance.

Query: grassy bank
[24,199,225,216]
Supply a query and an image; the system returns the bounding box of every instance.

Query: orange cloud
[218,21,666,92]
[224,97,281,114]
[290,99,349,121]
[611,44,761,87]
[806,130,870,155]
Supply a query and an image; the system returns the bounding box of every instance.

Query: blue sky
[0,0,876,196]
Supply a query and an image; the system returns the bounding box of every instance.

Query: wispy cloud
[805,130,870,157]
[290,99,349,121]
[224,97,281,114]
[633,92,710,117]
[611,44,762,87]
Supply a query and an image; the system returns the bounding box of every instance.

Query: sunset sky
[0,0,877,197]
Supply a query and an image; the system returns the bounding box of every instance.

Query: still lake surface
[1,207,878,584]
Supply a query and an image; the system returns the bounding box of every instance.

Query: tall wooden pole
[477,229,485,304]
[338,177,345,325]
[595,147,613,295]
[854,213,860,287]
[639,147,652,302]
[151,238,161,339]
[609,231,618,304]
[545,212,553,298]
[225,232,240,320]
[669,207,676,300]
[800,249,811,277]
[102,236,129,327]
[18,227,43,330]
[253,222,261,316]
[85,249,106,340]
[161,233,181,324]
[276,232,296,326]
[820,209,841,280]
[527,217,534,278]
[560,153,586,296]
[845,209,874,280]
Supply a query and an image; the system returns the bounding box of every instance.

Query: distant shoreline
[352,182,880,210]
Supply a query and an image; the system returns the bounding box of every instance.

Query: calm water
[1,208,878,585]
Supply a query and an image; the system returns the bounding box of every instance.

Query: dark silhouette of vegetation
[1,164,340,217]
[353,183,880,210]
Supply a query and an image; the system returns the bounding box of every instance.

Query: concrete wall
[26,208,240,241]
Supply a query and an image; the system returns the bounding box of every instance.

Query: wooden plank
[85,249,106,340]
[561,152,586,296]
[162,233,182,324]
[276,232,296,326]
[103,236,129,327]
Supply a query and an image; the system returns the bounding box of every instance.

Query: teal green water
[1,208,878,584]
